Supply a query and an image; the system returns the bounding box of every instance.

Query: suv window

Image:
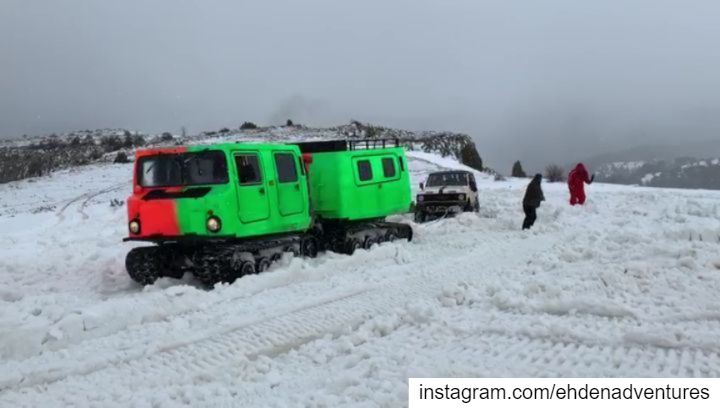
[275,153,298,183]
[235,154,261,184]
[382,157,396,178]
[426,172,468,187]
[357,160,372,181]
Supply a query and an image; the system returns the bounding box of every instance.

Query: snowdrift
[1,148,720,406]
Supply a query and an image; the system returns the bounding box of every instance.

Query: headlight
[129,219,141,234]
[206,216,221,233]
[458,194,466,201]
[417,195,424,202]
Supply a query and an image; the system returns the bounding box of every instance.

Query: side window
[357,160,373,181]
[275,153,298,183]
[382,157,396,178]
[235,154,262,185]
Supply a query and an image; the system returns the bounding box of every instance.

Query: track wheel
[399,225,413,242]
[345,239,360,255]
[332,240,345,253]
[363,237,376,250]
[256,257,272,273]
[223,260,256,284]
[284,245,300,257]
[125,247,162,285]
[302,237,319,258]
[384,231,397,242]
[238,261,256,277]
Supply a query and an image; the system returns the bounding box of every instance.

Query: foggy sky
[2,0,720,171]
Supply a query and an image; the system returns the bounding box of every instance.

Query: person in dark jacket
[522,174,544,230]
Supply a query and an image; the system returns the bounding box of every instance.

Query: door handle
[259,187,265,195]
[294,184,300,190]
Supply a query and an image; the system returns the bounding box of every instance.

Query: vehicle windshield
[137,150,228,187]
[425,172,468,187]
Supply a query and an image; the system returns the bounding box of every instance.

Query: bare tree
[545,164,565,182]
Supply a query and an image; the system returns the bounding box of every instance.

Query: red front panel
[127,196,181,237]
[126,146,187,238]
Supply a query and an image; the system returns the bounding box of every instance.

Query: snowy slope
[595,157,720,190]
[2,150,720,406]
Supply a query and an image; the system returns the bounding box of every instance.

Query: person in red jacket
[567,163,594,205]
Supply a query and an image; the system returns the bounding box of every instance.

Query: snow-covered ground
[2,150,720,406]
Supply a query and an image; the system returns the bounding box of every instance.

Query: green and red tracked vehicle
[124,139,413,285]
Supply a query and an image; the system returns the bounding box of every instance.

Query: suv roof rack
[293,139,400,153]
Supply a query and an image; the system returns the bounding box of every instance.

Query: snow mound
[2,149,720,405]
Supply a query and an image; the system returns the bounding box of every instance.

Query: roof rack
[294,140,348,153]
[348,138,400,151]
[292,139,400,153]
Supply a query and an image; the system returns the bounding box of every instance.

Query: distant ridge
[578,140,720,190]
[0,121,485,184]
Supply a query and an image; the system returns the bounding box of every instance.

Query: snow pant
[569,187,586,205]
[522,204,537,230]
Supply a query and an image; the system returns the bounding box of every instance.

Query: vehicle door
[273,151,304,216]
[468,173,479,204]
[233,152,270,223]
[379,155,399,208]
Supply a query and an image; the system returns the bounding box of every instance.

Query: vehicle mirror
[470,183,477,192]
[419,182,424,190]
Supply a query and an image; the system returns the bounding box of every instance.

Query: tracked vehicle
[124,139,412,285]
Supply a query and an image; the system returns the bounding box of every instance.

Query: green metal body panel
[134,143,312,239]
[129,142,412,242]
[306,147,412,221]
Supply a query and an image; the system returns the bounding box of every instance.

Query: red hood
[574,163,586,173]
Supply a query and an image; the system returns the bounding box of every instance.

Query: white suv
[415,170,479,222]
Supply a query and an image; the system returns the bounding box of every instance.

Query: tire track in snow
[474,329,720,376]
[0,214,495,373]
[18,299,720,406]
[474,331,720,377]
[219,320,720,405]
[1,208,634,396]
[0,224,552,399]
[56,181,128,221]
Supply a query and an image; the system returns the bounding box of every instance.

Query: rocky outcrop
[0,122,485,183]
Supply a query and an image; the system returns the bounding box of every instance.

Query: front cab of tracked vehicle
[125,143,312,242]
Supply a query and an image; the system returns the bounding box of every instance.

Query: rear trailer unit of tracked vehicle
[123,140,413,285]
